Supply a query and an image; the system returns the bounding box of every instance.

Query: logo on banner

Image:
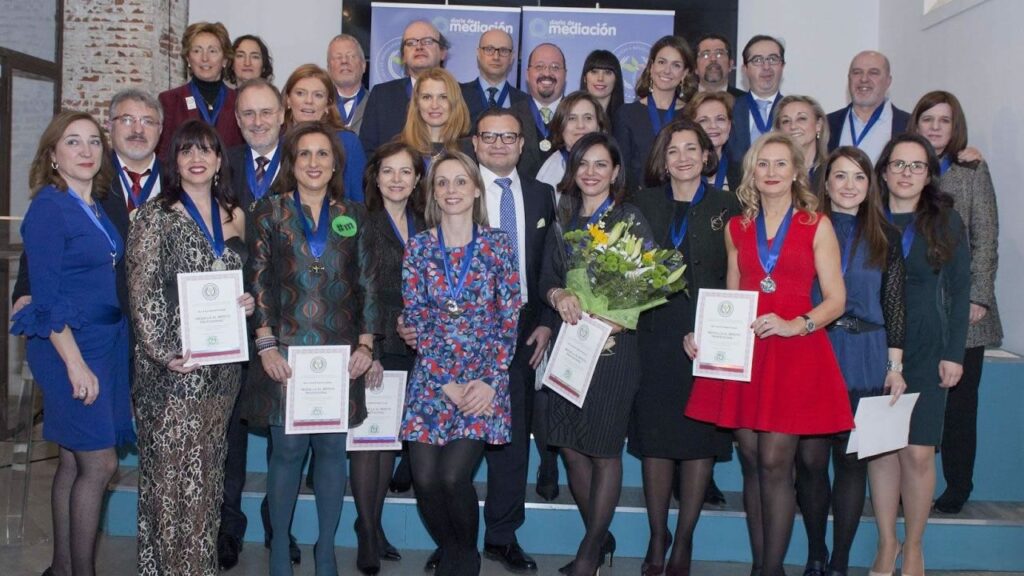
[614,41,652,98]
[373,37,405,82]
[529,18,619,39]
[447,18,513,34]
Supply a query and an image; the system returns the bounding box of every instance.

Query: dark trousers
[220,386,249,539]
[941,345,986,499]
[483,325,538,546]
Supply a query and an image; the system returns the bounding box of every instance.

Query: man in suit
[512,43,566,180]
[826,50,910,163]
[473,107,555,573]
[727,34,786,165]
[359,20,449,155]
[694,33,746,98]
[327,33,369,134]
[459,29,527,125]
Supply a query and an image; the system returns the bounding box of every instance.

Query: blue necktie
[487,87,499,108]
[755,99,772,136]
[495,177,520,275]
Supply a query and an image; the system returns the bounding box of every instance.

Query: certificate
[347,371,407,451]
[692,289,758,382]
[541,313,613,408]
[846,393,920,459]
[177,270,249,366]
[285,345,351,435]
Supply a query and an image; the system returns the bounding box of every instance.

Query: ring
[78,387,87,397]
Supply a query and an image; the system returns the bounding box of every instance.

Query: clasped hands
[442,380,496,417]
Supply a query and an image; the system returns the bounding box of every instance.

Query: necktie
[255,156,270,186]
[487,87,499,108]
[495,178,520,275]
[756,99,772,135]
[540,107,553,124]
[125,168,150,210]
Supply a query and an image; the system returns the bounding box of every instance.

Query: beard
[702,62,725,85]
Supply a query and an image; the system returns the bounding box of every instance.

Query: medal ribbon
[666,181,706,249]
[404,78,413,99]
[112,154,159,207]
[847,102,886,147]
[746,92,775,135]
[939,156,952,176]
[338,87,366,126]
[480,82,510,110]
[292,190,331,262]
[245,146,282,203]
[886,209,917,258]
[571,196,613,229]
[528,99,552,140]
[181,192,225,258]
[67,186,123,262]
[437,224,478,306]
[712,149,729,190]
[755,206,794,277]
[646,93,678,135]
[189,80,227,126]
[386,206,416,247]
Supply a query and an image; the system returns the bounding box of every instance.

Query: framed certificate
[541,314,613,408]
[177,270,249,366]
[285,345,351,435]
[692,289,758,382]
[347,371,407,451]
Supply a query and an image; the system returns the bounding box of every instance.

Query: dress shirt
[838,100,895,164]
[480,164,528,304]
[533,96,562,126]
[115,153,161,205]
[748,91,780,140]
[250,144,281,185]
[478,78,514,109]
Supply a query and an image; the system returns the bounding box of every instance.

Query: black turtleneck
[191,77,223,110]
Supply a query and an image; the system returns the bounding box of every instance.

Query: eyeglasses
[698,49,729,61]
[403,37,440,49]
[480,45,513,57]
[478,131,520,145]
[529,63,564,74]
[112,115,160,128]
[886,160,929,175]
[747,55,783,68]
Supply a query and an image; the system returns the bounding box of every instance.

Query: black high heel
[558,532,616,574]
[376,528,401,561]
[389,455,412,493]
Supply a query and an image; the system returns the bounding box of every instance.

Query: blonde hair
[772,94,829,175]
[400,68,471,155]
[423,151,488,227]
[181,22,232,72]
[735,131,818,224]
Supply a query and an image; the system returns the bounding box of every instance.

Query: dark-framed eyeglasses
[478,131,520,145]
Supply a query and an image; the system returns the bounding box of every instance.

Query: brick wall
[62,0,189,122]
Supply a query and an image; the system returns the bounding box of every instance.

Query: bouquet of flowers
[562,214,687,330]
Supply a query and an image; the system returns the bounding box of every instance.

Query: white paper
[285,345,351,435]
[845,393,920,459]
[541,314,613,408]
[177,270,249,366]
[347,371,407,451]
[692,289,759,381]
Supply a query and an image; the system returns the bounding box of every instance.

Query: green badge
[331,214,358,237]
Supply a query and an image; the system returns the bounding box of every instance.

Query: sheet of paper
[177,270,249,366]
[541,314,613,408]
[692,289,759,382]
[285,345,351,435]
[846,393,920,459]
[347,371,407,451]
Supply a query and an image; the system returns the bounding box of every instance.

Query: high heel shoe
[376,528,401,561]
[641,532,672,575]
[389,456,412,493]
[868,542,902,576]
[558,532,616,574]
[353,520,381,575]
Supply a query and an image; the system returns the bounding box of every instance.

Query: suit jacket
[459,78,528,126]
[510,99,556,181]
[336,88,369,135]
[157,82,244,160]
[826,103,911,152]
[512,174,558,338]
[359,78,412,156]
[727,90,782,167]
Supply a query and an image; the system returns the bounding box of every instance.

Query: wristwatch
[886,359,903,374]
[800,314,815,335]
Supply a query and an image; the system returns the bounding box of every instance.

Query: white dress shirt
[250,144,281,185]
[115,153,161,206]
[480,164,528,304]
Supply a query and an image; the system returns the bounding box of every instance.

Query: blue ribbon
[646,93,678,135]
[666,181,706,249]
[571,196,613,229]
[480,81,510,110]
[67,186,123,264]
[712,149,729,190]
[886,209,917,258]
[292,190,331,261]
[112,155,159,208]
[527,99,551,140]
[847,102,886,147]
[404,78,413,99]
[189,80,227,127]
[180,191,225,258]
[338,87,366,126]
[939,156,952,176]
[755,206,794,277]
[437,224,478,306]
[746,93,775,135]
[386,206,416,247]
[245,146,282,203]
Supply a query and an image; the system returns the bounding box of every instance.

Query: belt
[828,315,883,334]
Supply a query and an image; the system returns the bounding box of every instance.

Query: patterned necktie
[255,156,270,186]
[124,168,150,210]
[540,107,553,124]
[487,87,499,108]
[495,177,520,274]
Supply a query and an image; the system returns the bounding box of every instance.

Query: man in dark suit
[727,34,786,166]
[512,43,566,180]
[694,33,746,98]
[471,107,556,573]
[826,50,910,163]
[359,20,449,156]
[327,33,369,134]
[459,29,527,125]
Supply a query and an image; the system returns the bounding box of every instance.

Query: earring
[51,161,58,170]
[213,173,220,187]
[816,131,821,140]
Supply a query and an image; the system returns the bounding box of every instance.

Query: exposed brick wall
[62,0,189,122]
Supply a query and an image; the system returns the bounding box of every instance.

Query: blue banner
[369,2,521,88]
[519,7,675,103]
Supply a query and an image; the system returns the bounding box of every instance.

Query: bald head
[848,50,892,111]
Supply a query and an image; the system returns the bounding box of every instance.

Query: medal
[760,275,776,293]
[212,259,226,271]
[309,261,326,275]
[437,224,478,320]
[180,191,226,267]
[528,99,552,152]
[755,206,794,294]
[539,139,551,152]
[445,298,462,318]
[293,190,332,276]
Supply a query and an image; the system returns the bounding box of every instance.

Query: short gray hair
[108,88,163,122]
[328,33,366,61]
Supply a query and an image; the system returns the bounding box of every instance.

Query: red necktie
[125,168,150,210]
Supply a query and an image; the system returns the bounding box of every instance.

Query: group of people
[12,15,1001,576]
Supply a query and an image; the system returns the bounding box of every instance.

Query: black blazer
[511,98,556,181]
[826,103,911,152]
[358,78,412,156]
[727,90,782,168]
[514,174,558,337]
[459,78,528,126]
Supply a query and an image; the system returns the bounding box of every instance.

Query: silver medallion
[539,139,552,152]
[309,261,326,275]
[212,259,226,271]
[760,275,776,294]
[445,298,462,318]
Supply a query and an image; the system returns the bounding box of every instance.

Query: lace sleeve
[881,232,906,349]
[126,204,178,364]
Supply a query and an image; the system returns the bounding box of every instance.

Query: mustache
[126,135,149,141]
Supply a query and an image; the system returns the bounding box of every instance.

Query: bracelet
[356,343,373,356]
[255,336,278,354]
[547,287,564,306]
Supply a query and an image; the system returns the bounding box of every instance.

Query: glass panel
[9,71,56,245]
[0,0,59,62]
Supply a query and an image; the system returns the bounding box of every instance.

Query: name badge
[185,96,197,111]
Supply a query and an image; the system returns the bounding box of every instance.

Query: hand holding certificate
[347,371,406,451]
[692,289,758,381]
[177,270,249,366]
[541,313,613,408]
[285,345,351,435]
[846,393,920,459]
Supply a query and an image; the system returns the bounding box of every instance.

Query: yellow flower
[588,224,609,245]
[642,250,655,265]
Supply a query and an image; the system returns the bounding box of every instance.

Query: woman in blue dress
[12,111,134,576]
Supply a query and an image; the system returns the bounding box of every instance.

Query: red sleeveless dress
[685,213,854,435]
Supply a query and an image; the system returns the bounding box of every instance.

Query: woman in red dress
[685,131,853,576]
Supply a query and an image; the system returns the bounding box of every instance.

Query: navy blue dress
[11,185,133,450]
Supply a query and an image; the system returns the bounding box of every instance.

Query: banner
[519,7,675,103]
[369,2,521,88]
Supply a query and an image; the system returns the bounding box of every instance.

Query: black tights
[796,435,867,572]
[50,446,118,576]
[349,450,396,552]
[736,430,800,576]
[641,457,713,573]
[562,448,622,576]
[409,440,485,576]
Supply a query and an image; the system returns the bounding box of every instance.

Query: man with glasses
[327,33,369,133]
[512,43,567,179]
[728,34,786,164]
[695,33,745,98]
[472,107,555,573]
[460,29,527,124]
[359,20,450,155]
[826,50,910,163]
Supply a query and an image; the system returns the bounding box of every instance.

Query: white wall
[188,0,342,88]
[880,0,1021,353]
